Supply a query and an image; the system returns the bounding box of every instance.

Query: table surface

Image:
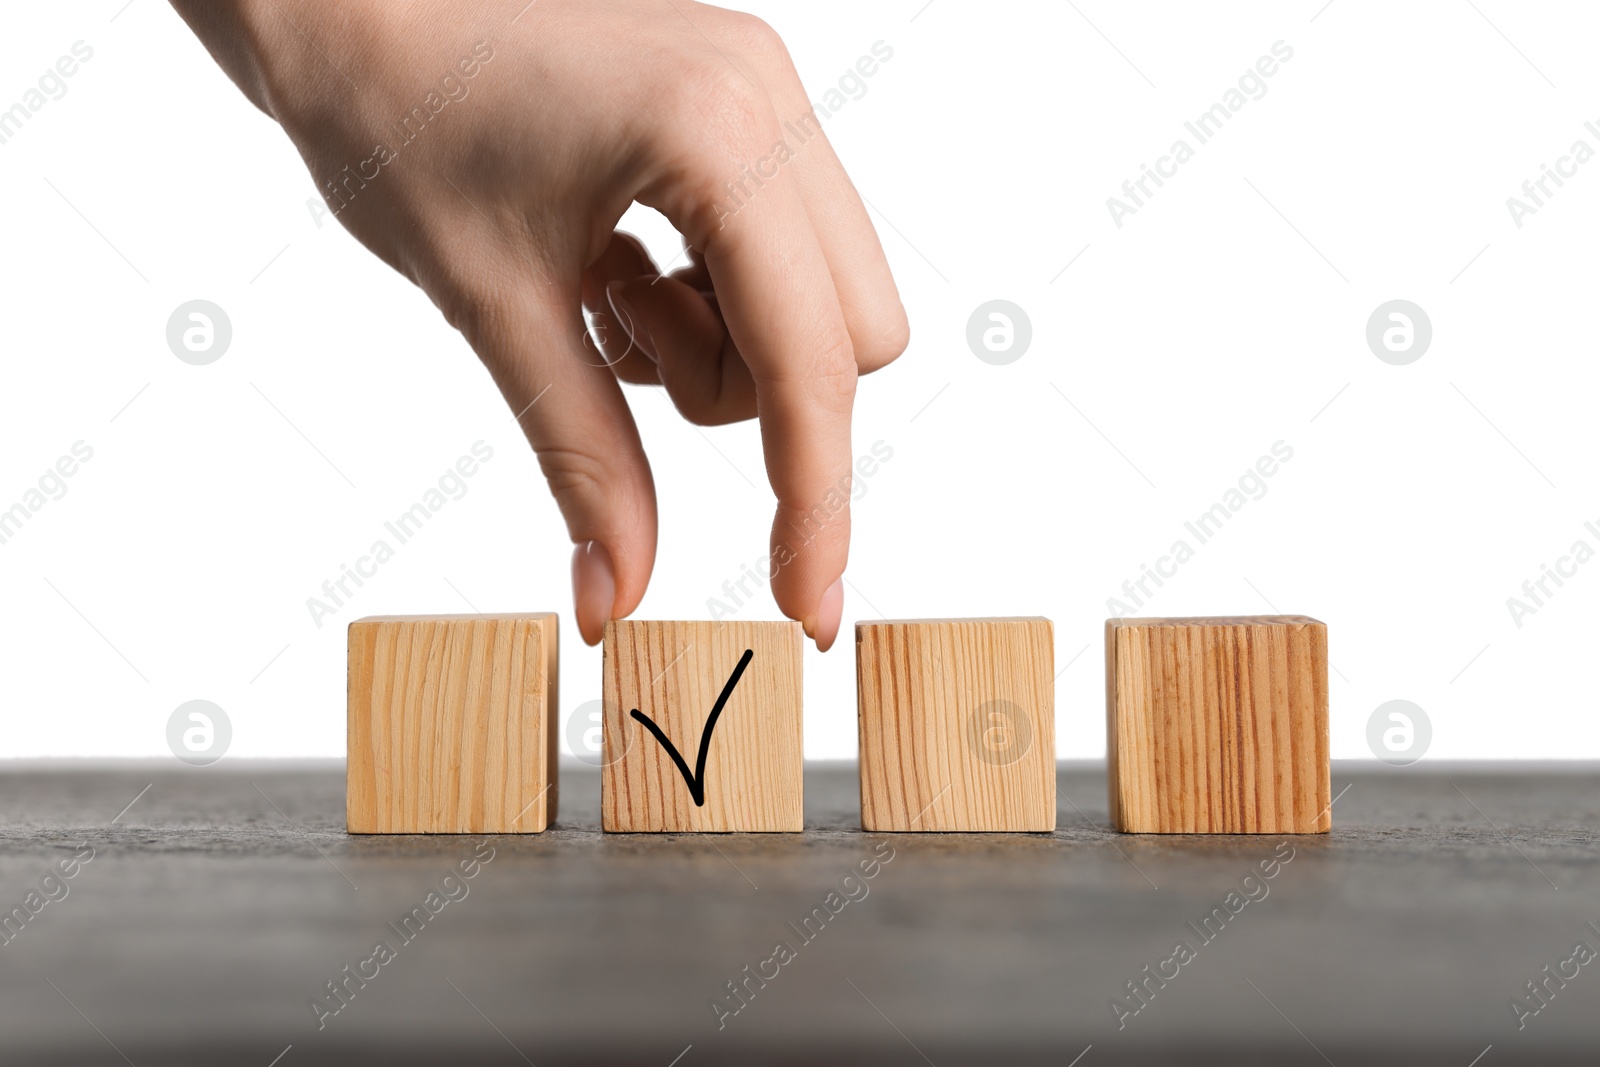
[1,760,1597,1065]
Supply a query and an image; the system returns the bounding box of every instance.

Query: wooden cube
[602,620,802,832]
[347,614,558,834]
[1106,616,1329,834]
[856,618,1055,832]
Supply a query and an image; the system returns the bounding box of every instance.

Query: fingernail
[571,540,616,646]
[814,577,844,652]
[606,282,657,362]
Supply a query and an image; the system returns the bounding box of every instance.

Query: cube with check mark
[602,620,803,832]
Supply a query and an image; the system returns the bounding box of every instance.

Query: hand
[171,0,908,649]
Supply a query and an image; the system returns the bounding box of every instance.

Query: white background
[1,0,1595,761]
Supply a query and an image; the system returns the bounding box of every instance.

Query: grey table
[0,760,1596,1065]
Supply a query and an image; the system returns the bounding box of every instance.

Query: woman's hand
[171,0,908,649]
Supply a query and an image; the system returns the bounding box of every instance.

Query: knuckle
[774,492,851,561]
[665,61,778,154]
[660,356,747,427]
[535,445,609,502]
[431,281,498,342]
[671,393,721,427]
[420,247,519,347]
[719,12,789,62]
[664,375,720,426]
[422,249,563,369]
[653,65,782,244]
[855,310,911,374]
[807,334,860,411]
[815,330,859,378]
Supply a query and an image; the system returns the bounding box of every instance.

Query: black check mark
[630,648,753,807]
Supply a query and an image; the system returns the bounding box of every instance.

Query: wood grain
[602,620,803,833]
[856,618,1055,832]
[347,614,557,834]
[1106,615,1329,834]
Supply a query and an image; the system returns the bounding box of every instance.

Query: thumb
[461,285,657,645]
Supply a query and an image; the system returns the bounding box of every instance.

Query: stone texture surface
[1,760,1597,1064]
